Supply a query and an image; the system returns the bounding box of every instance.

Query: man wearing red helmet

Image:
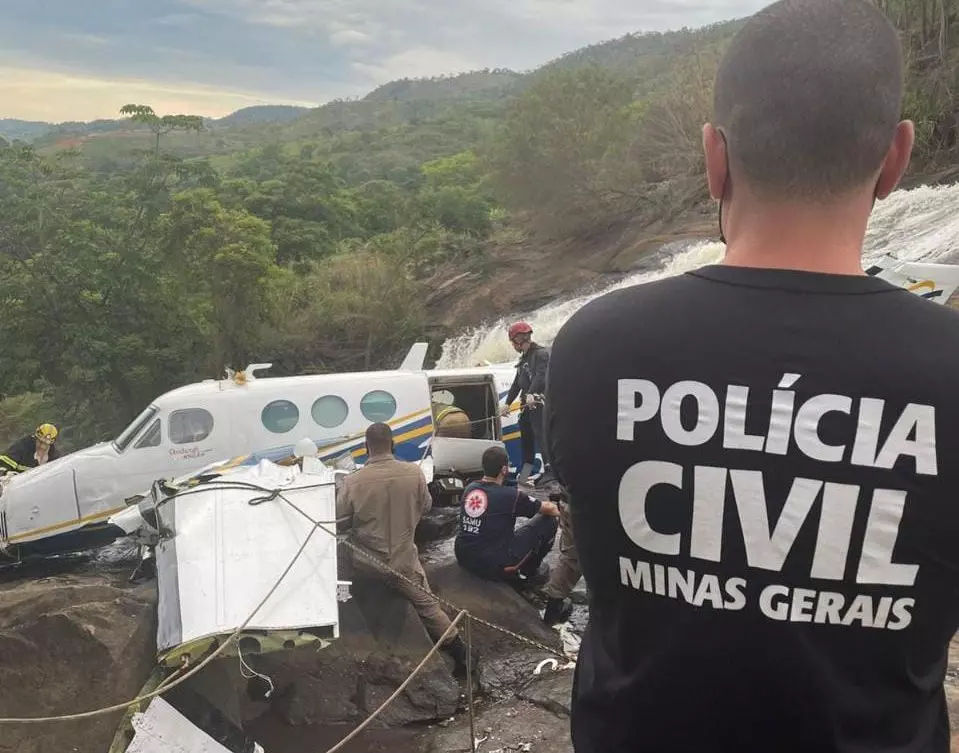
[501,321,552,485]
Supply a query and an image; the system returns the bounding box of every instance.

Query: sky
[0,0,771,123]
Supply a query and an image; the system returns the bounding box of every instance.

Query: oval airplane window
[169,408,214,445]
[360,390,397,422]
[312,395,349,428]
[262,400,300,434]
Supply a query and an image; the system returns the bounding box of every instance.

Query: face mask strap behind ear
[717,128,731,244]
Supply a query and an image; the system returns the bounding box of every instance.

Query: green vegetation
[1,6,957,449]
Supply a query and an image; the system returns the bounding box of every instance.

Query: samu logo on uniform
[613,374,935,632]
[461,489,487,535]
[463,489,488,517]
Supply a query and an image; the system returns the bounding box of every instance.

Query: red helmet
[508,321,533,340]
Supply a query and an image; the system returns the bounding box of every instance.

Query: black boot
[443,636,478,679]
[543,597,573,626]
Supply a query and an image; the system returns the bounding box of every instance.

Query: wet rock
[517,670,572,717]
[264,576,460,729]
[416,507,461,546]
[423,698,573,753]
[362,652,461,728]
[425,562,565,699]
[0,571,157,753]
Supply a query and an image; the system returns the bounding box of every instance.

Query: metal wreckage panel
[155,458,340,659]
[125,696,264,753]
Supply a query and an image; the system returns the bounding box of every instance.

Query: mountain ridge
[0,20,747,144]
[0,104,313,143]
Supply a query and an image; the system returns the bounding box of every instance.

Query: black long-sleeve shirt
[0,435,60,473]
[505,343,550,406]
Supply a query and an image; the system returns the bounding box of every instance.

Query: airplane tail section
[398,342,429,371]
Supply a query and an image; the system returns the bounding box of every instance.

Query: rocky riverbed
[0,507,583,753]
[4,511,959,753]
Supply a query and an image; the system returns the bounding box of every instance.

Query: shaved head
[365,422,393,455]
[714,0,904,200]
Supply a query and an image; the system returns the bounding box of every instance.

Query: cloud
[0,0,770,122]
[330,29,372,47]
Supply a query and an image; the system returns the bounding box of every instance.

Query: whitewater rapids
[437,183,959,368]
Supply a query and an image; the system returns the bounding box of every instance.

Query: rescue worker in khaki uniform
[336,422,472,676]
[541,489,579,625]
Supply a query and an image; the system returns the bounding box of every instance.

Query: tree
[119,104,205,157]
[488,65,636,234]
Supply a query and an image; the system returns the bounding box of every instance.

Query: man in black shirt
[501,321,552,485]
[547,2,955,752]
[455,445,560,584]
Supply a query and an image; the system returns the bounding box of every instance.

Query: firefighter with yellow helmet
[431,390,472,439]
[0,423,60,476]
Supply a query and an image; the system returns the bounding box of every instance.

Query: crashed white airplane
[0,343,518,562]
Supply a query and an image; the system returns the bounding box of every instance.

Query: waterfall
[437,183,959,368]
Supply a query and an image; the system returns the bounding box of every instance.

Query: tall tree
[119,104,205,157]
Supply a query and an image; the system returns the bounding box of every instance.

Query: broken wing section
[154,459,341,664]
[125,696,264,753]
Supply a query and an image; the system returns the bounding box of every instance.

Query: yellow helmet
[35,423,58,443]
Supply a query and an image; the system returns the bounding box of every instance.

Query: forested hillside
[2,4,958,449]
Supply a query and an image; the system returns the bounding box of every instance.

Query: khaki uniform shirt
[335,454,432,572]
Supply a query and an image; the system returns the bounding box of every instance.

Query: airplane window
[114,405,159,452]
[360,390,397,422]
[134,419,162,449]
[262,400,300,433]
[169,408,214,445]
[312,395,349,428]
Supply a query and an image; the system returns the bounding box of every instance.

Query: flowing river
[437,183,959,368]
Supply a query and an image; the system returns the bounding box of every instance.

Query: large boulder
[261,575,461,729]
[425,562,565,699]
[252,557,568,731]
[0,571,158,753]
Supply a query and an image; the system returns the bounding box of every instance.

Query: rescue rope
[466,614,478,753]
[270,485,569,661]
[324,610,468,753]
[0,474,570,749]
[0,520,323,724]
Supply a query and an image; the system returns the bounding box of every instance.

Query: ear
[875,120,915,200]
[703,123,728,201]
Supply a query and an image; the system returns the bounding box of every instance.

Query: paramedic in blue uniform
[454,445,560,583]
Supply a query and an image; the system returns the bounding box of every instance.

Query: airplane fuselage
[0,356,535,556]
